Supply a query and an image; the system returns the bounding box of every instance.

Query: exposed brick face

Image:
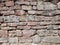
[0,0,60,45]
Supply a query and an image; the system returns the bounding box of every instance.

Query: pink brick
[22,30,36,37]
[27,22,38,26]
[5,1,14,6]
[15,10,25,15]
[0,30,7,38]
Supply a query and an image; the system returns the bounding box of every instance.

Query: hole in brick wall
[0,14,3,16]
[24,10,28,12]
[43,0,59,4]
[14,0,17,2]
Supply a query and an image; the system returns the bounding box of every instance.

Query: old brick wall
[0,0,60,45]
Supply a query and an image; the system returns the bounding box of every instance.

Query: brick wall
[0,0,60,45]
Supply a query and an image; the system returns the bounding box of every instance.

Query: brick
[44,2,57,10]
[15,1,30,5]
[0,38,8,43]
[19,43,32,45]
[1,27,16,30]
[55,10,60,14]
[9,30,16,37]
[27,15,35,21]
[0,30,7,38]
[19,15,28,21]
[9,37,18,43]
[27,22,38,26]
[31,26,47,29]
[1,43,9,45]
[37,43,51,45]
[36,11,44,14]
[19,37,32,43]
[30,2,37,5]
[1,23,7,26]
[15,10,25,15]
[10,43,18,45]
[19,37,26,43]
[22,5,32,10]
[22,30,36,37]
[16,30,22,37]
[4,15,19,22]
[18,22,27,26]
[0,7,9,11]
[17,26,31,30]
[5,1,14,6]
[28,10,36,14]
[42,36,60,43]
[37,30,48,36]
[0,16,4,22]
[32,35,41,44]
[38,22,52,25]
[57,2,60,9]
[37,1,44,10]
[1,10,14,15]
[7,23,18,26]
[33,6,37,10]
[14,5,21,10]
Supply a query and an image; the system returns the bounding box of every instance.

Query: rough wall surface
[0,0,60,45]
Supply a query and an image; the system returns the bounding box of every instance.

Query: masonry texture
[0,0,60,45]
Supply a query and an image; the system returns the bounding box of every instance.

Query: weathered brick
[57,2,60,9]
[30,2,37,5]
[15,1,30,5]
[15,10,25,15]
[37,29,48,36]
[9,37,18,43]
[9,30,16,37]
[37,1,44,10]
[19,37,32,43]
[4,15,19,22]
[27,22,38,26]
[5,1,14,6]
[0,16,4,22]
[31,26,47,29]
[28,10,36,14]
[10,43,18,45]
[22,5,32,10]
[7,23,18,26]
[17,26,31,30]
[1,23,7,26]
[36,11,44,14]
[19,37,26,43]
[0,38,8,43]
[37,43,51,45]
[0,30,7,38]
[42,36,60,43]
[33,6,37,10]
[44,2,57,10]
[32,35,41,44]
[1,43,9,45]
[16,30,22,37]
[14,5,21,10]
[22,30,36,37]
[1,27,16,30]
[1,10,14,15]
[0,7,9,11]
